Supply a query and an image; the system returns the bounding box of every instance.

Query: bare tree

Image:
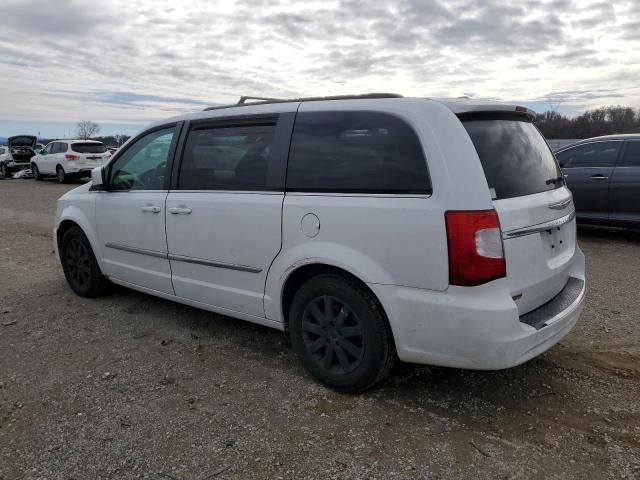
[546,96,563,113]
[76,121,100,139]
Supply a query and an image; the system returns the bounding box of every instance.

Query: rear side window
[556,141,621,168]
[461,114,562,199]
[52,143,66,154]
[179,124,275,191]
[286,111,431,194]
[72,143,107,154]
[619,141,640,167]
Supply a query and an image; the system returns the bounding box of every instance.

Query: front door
[165,114,293,318]
[609,140,640,227]
[556,140,622,225]
[95,125,179,295]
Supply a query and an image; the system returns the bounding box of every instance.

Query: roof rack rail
[203,93,403,111]
[237,96,284,104]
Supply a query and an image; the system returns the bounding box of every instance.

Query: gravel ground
[1,177,639,480]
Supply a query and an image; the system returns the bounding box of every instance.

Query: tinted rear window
[72,143,107,153]
[287,111,431,194]
[461,114,562,199]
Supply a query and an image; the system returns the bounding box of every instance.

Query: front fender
[263,241,396,322]
[55,203,103,271]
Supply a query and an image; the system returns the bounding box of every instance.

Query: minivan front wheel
[289,273,396,393]
[60,226,109,297]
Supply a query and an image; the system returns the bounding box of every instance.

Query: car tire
[32,163,42,181]
[56,165,69,184]
[60,226,110,297]
[1,164,11,178]
[289,273,396,393]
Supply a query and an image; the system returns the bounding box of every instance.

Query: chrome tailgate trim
[502,211,576,239]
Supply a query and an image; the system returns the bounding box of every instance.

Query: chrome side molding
[105,243,262,273]
[105,242,168,259]
[168,254,262,273]
[502,211,576,240]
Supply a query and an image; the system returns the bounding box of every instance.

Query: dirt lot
[0,178,639,480]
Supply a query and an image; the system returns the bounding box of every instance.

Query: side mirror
[91,167,105,189]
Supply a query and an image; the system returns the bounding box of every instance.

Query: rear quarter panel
[263,99,496,322]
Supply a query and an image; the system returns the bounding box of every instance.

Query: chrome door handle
[141,205,161,213]
[590,175,608,181]
[169,206,192,215]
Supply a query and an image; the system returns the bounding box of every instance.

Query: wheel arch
[56,219,81,250]
[56,207,104,270]
[279,263,393,337]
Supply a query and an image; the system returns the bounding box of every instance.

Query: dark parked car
[556,134,640,228]
[0,135,38,178]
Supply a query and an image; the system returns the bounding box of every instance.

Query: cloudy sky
[1,0,639,137]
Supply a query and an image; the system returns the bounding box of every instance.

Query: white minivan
[32,139,111,183]
[54,95,585,392]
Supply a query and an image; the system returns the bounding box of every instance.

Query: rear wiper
[545,176,564,185]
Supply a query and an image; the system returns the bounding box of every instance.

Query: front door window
[108,128,175,191]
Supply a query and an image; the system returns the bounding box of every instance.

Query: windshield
[461,114,562,200]
[71,142,107,154]
[9,136,37,148]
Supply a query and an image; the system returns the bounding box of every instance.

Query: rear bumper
[4,161,30,169]
[369,248,586,370]
[66,166,97,176]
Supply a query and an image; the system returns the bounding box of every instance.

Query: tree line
[534,106,640,139]
[31,106,640,147]
[38,121,131,148]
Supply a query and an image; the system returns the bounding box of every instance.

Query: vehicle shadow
[103,283,573,426]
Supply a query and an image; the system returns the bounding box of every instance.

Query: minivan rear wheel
[289,273,396,393]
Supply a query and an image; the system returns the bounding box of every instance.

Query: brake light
[445,210,506,286]
[65,154,79,160]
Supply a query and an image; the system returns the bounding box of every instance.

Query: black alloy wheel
[60,226,109,297]
[64,238,91,291]
[289,273,396,393]
[301,295,364,374]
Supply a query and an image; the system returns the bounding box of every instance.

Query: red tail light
[445,210,506,286]
[65,154,80,160]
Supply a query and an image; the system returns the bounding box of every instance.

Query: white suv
[32,139,111,183]
[54,95,586,392]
